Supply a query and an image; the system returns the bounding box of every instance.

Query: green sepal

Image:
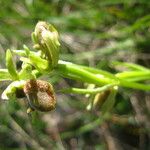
[32,32,41,49]
[23,44,30,56]
[101,86,118,114]
[6,49,19,80]
[31,32,38,44]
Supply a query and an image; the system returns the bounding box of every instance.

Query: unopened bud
[32,21,60,69]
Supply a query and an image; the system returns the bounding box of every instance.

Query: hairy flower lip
[23,79,56,112]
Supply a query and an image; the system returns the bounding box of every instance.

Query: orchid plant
[0,21,150,114]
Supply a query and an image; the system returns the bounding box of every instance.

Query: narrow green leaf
[116,71,150,79]
[112,61,149,71]
[119,79,150,91]
[0,69,12,81]
[6,49,18,80]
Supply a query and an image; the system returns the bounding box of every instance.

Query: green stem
[57,61,115,86]
[56,60,150,91]
[59,83,117,94]
[29,60,150,91]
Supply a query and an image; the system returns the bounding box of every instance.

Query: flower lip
[23,79,56,112]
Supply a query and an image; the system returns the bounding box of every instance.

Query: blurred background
[0,0,150,149]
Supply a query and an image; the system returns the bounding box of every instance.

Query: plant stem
[59,83,117,94]
[57,61,115,86]
[56,60,150,91]
[31,60,150,91]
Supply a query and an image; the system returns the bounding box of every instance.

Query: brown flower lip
[23,79,56,112]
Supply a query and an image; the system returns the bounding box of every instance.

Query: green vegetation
[0,0,150,149]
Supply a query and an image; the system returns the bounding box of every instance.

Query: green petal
[29,53,50,73]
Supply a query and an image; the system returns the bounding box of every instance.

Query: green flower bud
[32,21,60,69]
[23,79,56,112]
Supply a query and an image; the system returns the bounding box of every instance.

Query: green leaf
[112,61,149,71]
[0,69,12,81]
[119,79,150,91]
[116,71,150,79]
[6,49,19,80]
